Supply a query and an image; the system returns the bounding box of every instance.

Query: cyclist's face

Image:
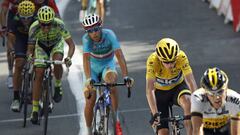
[206,89,226,109]
[20,16,33,26]
[162,61,176,69]
[40,22,52,33]
[87,27,101,42]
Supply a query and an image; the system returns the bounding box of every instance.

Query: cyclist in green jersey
[27,6,75,124]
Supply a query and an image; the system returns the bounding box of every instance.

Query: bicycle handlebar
[93,82,132,98]
[160,115,191,122]
[34,59,65,65]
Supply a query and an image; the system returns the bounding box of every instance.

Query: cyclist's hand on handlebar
[0,26,7,37]
[124,76,134,88]
[149,112,161,127]
[8,49,15,57]
[84,78,96,99]
[64,57,72,67]
[85,78,95,90]
[27,55,33,62]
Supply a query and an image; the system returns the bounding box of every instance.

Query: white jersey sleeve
[191,88,205,114]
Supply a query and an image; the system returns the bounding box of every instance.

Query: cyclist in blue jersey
[82,14,134,135]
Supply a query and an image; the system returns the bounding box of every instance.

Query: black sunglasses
[40,22,52,27]
[19,15,34,20]
[162,61,176,64]
[86,26,101,33]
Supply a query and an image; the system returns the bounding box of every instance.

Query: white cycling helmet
[82,14,102,29]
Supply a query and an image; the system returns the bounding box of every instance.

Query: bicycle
[34,59,67,135]
[151,104,191,135]
[92,82,131,135]
[19,61,34,127]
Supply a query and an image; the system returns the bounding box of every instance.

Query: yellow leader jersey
[146,50,192,90]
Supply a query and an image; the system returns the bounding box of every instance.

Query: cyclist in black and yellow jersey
[191,67,240,135]
[146,38,197,135]
[27,6,75,124]
[7,0,37,112]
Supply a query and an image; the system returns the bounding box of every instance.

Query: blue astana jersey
[82,29,120,64]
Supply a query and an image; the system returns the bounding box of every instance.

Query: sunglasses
[19,15,33,20]
[86,26,101,33]
[162,61,176,64]
[40,22,52,27]
[206,89,225,97]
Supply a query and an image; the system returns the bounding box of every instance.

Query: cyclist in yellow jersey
[27,6,75,124]
[191,67,240,135]
[146,38,197,135]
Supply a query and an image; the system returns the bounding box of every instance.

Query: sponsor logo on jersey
[155,71,182,86]
[226,96,240,105]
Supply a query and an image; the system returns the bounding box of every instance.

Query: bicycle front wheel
[23,74,29,128]
[104,106,111,135]
[43,81,50,135]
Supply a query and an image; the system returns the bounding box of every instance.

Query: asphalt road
[0,0,240,135]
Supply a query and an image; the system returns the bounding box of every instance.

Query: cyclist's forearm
[83,53,91,79]
[231,118,240,135]
[191,116,203,135]
[185,73,198,92]
[27,44,35,57]
[7,33,15,50]
[146,90,158,114]
[0,7,8,27]
[65,38,75,58]
[115,49,128,77]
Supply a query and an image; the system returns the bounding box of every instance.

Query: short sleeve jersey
[1,0,59,15]
[191,88,240,129]
[8,15,36,35]
[28,18,71,47]
[82,29,120,64]
[146,50,192,90]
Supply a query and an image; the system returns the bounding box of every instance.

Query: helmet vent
[166,43,170,48]
[159,47,167,59]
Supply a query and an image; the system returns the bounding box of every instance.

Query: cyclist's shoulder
[52,18,65,27]
[192,88,207,102]
[82,33,90,41]
[226,89,240,101]
[147,52,159,63]
[176,50,189,61]
[102,29,116,36]
[29,20,40,30]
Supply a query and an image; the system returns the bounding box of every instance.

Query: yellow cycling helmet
[37,6,55,23]
[155,38,180,62]
[18,0,35,17]
[201,67,228,91]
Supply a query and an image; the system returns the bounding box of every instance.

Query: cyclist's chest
[14,21,31,35]
[89,38,112,55]
[154,65,181,79]
[36,29,61,41]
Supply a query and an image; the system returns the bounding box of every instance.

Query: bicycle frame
[34,59,65,135]
[92,82,131,135]
[168,105,182,135]
[20,62,34,127]
[154,104,190,135]
[93,85,112,135]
